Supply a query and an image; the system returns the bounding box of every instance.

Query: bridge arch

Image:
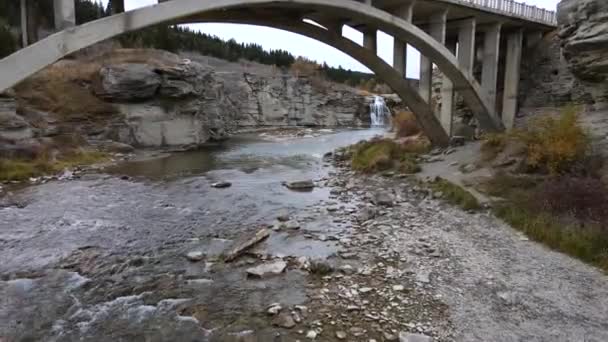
[0,0,505,144]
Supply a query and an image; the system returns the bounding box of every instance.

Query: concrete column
[363,28,377,53]
[392,0,415,78]
[419,10,447,103]
[502,29,523,130]
[54,0,76,30]
[481,23,502,111]
[20,0,28,47]
[441,39,457,135]
[457,18,476,74]
[110,0,125,14]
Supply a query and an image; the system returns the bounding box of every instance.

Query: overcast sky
[99,0,559,77]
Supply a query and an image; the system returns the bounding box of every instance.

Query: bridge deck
[438,0,556,26]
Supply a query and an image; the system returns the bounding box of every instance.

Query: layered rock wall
[557,0,608,109]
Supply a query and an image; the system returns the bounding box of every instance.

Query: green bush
[428,178,481,211]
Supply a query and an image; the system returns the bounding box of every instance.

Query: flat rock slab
[223,228,270,262]
[247,260,287,278]
[283,180,315,190]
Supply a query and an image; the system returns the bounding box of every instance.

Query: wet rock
[246,260,287,278]
[399,332,433,342]
[306,330,318,339]
[336,331,347,339]
[224,228,270,262]
[267,303,282,315]
[272,312,296,329]
[283,180,315,190]
[339,264,355,275]
[372,192,393,207]
[211,181,232,188]
[384,332,399,341]
[282,220,301,230]
[186,251,205,262]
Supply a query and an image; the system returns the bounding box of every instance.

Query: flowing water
[0,127,384,341]
[369,96,391,127]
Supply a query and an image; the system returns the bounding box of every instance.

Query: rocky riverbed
[2,128,608,342]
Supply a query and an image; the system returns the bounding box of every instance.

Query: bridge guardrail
[441,0,557,26]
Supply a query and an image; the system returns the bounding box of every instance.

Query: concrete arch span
[0,0,504,145]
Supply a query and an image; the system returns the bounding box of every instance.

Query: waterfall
[369,96,390,127]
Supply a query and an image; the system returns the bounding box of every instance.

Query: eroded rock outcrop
[558,0,608,109]
[97,61,238,147]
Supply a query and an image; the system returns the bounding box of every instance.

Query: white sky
[99,0,559,77]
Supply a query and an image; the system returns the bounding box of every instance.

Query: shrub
[15,62,118,120]
[533,176,608,224]
[393,111,421,138]
[350,138,425,174]
[480,133,508,161]
[514,105,587,174]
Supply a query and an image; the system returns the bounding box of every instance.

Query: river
[0,127,385,341]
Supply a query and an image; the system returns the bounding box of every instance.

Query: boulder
[95,63,162,102]
[283,180,315,190]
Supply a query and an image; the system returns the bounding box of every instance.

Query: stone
[335,331,347,339]
[372,192,393,207]
[416,270,431,284]
[272,312,296,329]
[224,228,270,262]
[282,220,301,230]
[246,260,287,278]
[399,332,433,342]
[211,181,232,188]
[284,180,315,190]
[95,63,162,102]
[267,303,282,315]
[186,251,205,262]
[306,330,318,339]
[392,285,405,292]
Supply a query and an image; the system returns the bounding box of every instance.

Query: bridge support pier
[457,18,476,74]
[110,0,125,14]
[419,10,447,104]
[440,39,457,135]
[502,29,523,130]
[392,0,415,78]
[54,0,76,30]
[20,0,28,47]
[481,23,502,113]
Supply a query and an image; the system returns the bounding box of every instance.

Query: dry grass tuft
[393,110,421,138]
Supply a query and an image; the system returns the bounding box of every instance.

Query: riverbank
[2,127,607,341]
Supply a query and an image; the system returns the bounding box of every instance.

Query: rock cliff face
[557,0,608,109]
[95,61,238,148]
[1,50,371,157]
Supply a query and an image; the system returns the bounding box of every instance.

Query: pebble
[272,312,296,329]
[306,330,318,339]
[393,285,405,291]
[336,331,347,339]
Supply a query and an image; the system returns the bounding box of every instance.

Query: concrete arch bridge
[1,0,556,146]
